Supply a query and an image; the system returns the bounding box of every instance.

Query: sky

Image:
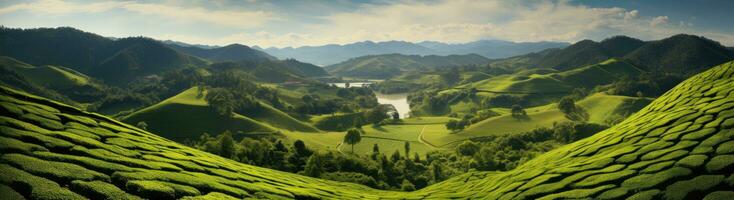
[1,0,733,48]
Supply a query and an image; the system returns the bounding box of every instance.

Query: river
[329,82,411,119]
[375,92,411,119]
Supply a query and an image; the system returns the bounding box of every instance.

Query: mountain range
[260,40,568,66]
[0,27,208,85]
[489,34,734,75]
[0,27,313,85]
[325,53,490,79]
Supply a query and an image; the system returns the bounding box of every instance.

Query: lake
[329,82,372,88]
[375,92,411,119]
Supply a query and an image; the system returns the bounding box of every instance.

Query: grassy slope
[425,93,652,147]
[0,56,94,89]
[294,117,455,156]
[461,58,641,94]
[1,61,732,199]
[428,59,646,116]
[121,87,276,141]
[123,87,319,139]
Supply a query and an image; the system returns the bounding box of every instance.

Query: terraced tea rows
[1,61,734,199]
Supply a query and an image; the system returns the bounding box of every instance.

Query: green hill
[488,34,732,73]
[0,56,91,88]
[625,34,733,75]
[0,27,208,85]
[121,87,318,141]
[168,43,277,63]
[0,56,104,103]
[427,93,652,147]
[326,53,490,79]
[459,59,642,95]
[0,60,732,199]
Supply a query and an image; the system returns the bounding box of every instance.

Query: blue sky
[1,0,732,47]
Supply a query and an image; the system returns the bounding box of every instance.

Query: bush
[0,164,87,200]
[1,153,110,184]
[321,172,378,188]
[70,180,142,200]
[126,180,176,199]
[457,141,480,156]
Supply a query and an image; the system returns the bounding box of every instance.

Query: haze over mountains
[489,34,734,75]
[326,54,490,79]
[259,40,569,66]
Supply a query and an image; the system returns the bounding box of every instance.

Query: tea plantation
[1,61,734,199]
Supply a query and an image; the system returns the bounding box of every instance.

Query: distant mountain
[264,41,435,66]
[418,40,569,59]
[208,59,328,83]
[325,53,490,79]
[161,40,220,49]
[625,34,734,75]
[490,34,733,74]
[0,27,207,85]
[263,40,567,66]
[167,43,277,63]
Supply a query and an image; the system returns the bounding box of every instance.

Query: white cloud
[0,0,276,28]
[624,10,639,20]
[650,16,669,27]
[121,3,276,28]
[0,0,123,15]
[1,0,732,47]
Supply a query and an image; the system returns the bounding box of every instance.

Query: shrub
[456,141,480,156]
[1,153,110,184]
[70,180,143,200]
[321,172,378,188]
[0,164,87,200]
[126,180,176,199]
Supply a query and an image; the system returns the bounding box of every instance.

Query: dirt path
[336,142,344,154]
[418,125,439,148]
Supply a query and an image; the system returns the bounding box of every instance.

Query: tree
[446,120,458,131]
[404,141,411,157]
[430,162,443,183]
[293,140,311,156]
[343,128,362,153]
[401,179,416,191]
[205,88,236,117]
[456,141,480,156]
[391,150,401,162]
[558,96,576,115]
[136,121,148,130]
[367,107,389,125]
[218,131,235,158]
[445,119,466,132]
[373,144,380,154]
[511,104,527,117]
[392,112,400,120]
[304,154,323,177]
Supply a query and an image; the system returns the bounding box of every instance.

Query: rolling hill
[121,87,318,141]
[0,56,104,103]
[427,93,653,147]
[0,60,732,199]
[489,34,733,73]
[458,58,644,95]
[0,27,207,85]
[262,40,567,66]
[624,34,733,75]
[326,53,490,79]
[168,43,276,63]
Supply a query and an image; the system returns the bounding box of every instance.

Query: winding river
[329,82,411,119]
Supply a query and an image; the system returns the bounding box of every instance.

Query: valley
[1,2,733,197]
